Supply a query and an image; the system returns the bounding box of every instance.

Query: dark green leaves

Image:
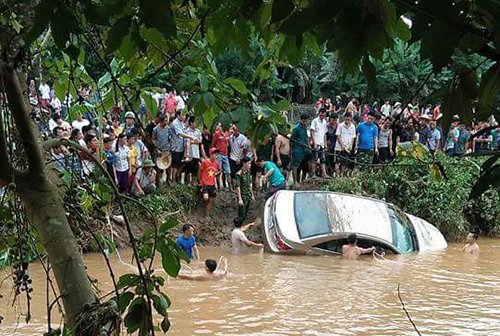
[51,6,82,49]
[203,92,215,106]
[118,292,135,313]
[118,274,140,289]
[271,0,295,24]
[138,0,176,39]
[161,316,171,333]
[124,297,150,334]
[26,0,57,43]
[420,21,461,70]
[476,62,500,119]
[362,57,378,98]
[470,162,500,200]
[442,68,477,131]
[224,78,249,95]
[106,15,132,54]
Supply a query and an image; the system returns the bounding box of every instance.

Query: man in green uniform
[291,114,312,186]
[236,156,254,221]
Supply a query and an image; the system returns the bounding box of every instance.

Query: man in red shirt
[211,124,231,190]
[198,148,221,215]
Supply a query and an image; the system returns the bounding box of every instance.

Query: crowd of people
[25,82,490,278]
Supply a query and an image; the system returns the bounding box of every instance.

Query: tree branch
[0,60,45,176]
[397,284,422,336]
[0,102,14,185]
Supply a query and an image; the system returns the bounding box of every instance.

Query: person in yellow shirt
[127,133,138,175]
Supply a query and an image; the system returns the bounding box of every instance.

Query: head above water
[205,259,217,273]
[467,232,478,243]
[182,223,194,237]
[348,233,357,245]
[233,217,244,228]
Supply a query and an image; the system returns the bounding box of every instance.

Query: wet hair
[233,217,244,228]
[182,223,193,232]
[348,233,357,244]
[470,232,479,240]
[300,113,309,120]
[205,259,217,273]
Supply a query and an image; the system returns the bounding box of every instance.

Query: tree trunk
[0,61,96,331]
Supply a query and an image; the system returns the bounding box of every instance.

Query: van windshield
[294,193,331,239]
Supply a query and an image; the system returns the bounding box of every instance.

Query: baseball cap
[125,111,135,119]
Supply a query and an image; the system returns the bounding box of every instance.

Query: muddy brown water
[1,240,500,336]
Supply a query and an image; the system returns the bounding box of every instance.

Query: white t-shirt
[186,128,202,159]
[229,134,249,161]
[176,95,186,111]
[152,92,162,107]
[310,117,328,147]
[51,97,62,110]
[39,84,51,100]
[335,122,356,151]
[231,228,249,254]
[72,119,90,132]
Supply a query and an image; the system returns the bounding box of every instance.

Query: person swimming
[342,233,375,260]
[177,257,228,281]
[462,232,480,254]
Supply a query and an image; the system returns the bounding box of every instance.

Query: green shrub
[322,151,500,241]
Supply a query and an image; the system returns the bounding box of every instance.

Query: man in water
[231,217,263,254]
[462,232,480,254]
[342,233,375,260]
[176,224,200,260]
[177,258,228,281]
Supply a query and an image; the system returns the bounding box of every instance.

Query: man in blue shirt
[176,224,199,260]
[257,157,286,199]
[356,112,379,166]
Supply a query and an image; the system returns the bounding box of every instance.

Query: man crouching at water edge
[178,258,228,281]
[342,233,375,260]
[462,232,480,254]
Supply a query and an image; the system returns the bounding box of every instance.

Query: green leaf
[477,62,500,118]
[271,0,295,24]
[481,153,500,173]
[229,106,253,132]
[97,73,112,90]
[470,165,500,199]
[152,294,169,316]
[362,57,378,97]
[224,78,249,95]
[51,7,82,49]
[159,217,179,235]
[138,0,176,39]
[118,292,135,313]
[279,7,315,35]
[394,18,411,41]
[203,92,215,107]
[161,316,171,333]
[198,74,209,92]
[118,274,140,289]
[106,15,132,54]
[157,239,181,277]
[420,21,461,70]
[26,0,57,44]
[274,99,292,112]
[124,297,148,334]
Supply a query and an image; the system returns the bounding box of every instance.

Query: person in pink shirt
[164,92,178,115]
[212,123,231,189]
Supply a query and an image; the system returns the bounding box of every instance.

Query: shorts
[184,158,200,174]
[251,160,261,177]
[292,149,312,168]
[357,149,374,165]
[200,185,216,198]
[312,147,326,164]
[278,154,291,171]
[217,155,231,174]
[171,151,184,168]
[230,159,242,179]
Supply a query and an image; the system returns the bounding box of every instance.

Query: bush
[323,148,500,241]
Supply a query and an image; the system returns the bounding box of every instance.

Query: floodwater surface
[1,240,500,335]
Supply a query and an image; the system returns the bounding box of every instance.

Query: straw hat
[156,152,171,170]
[142,159,155,168]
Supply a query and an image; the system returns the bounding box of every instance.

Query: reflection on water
[1,240,500,335]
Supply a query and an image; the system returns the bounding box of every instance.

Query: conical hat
[156,152,171,170]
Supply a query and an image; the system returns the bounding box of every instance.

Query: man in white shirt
[72,114,90,132]
[334,112,356,176]
[310,108,328,178]
[38,82,51,108]
[381,100,392,117]
[229,127,249,188]
[176,91,186,111]
[231,217,263,254]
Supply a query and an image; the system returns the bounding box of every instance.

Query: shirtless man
[177,258,228,281]
[275,133,291,180]
[342,233,375,260]
[462,232,480,254]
